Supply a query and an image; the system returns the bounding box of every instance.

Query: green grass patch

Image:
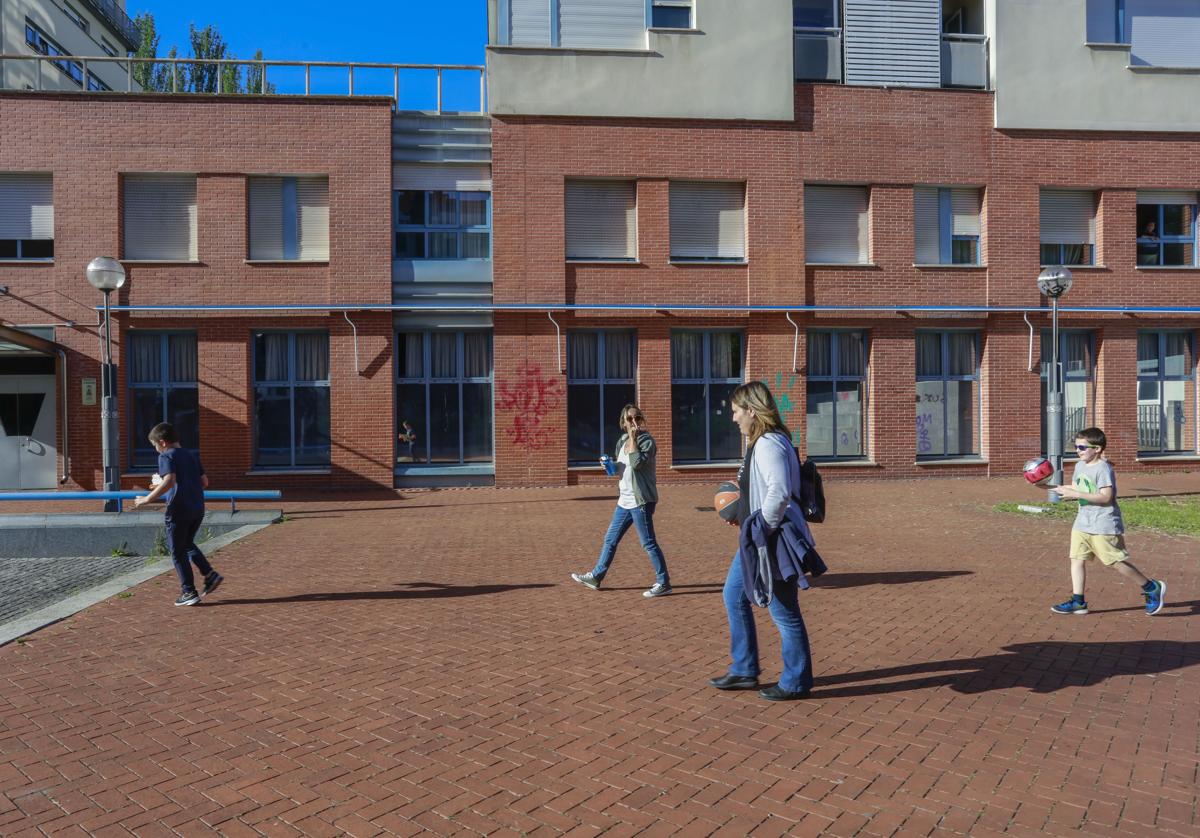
[997,496,1200,537]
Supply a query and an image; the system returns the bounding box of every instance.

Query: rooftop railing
[80,0,140,50]
[793,29,990,90]
[0,54,488,113]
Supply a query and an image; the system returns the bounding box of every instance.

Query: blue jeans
[166,513,213,595]
[591,502,670,586]
[722,553,813,692]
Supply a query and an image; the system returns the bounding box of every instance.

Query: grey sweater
[614,431,659,506]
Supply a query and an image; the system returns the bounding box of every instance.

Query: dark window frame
[806,329,868,460]
[252,330,332,468]
[915,330,982,459]
[393,189,491,261]
[125,331,199,471]
[567,330,637,465]
[670,329,746,464]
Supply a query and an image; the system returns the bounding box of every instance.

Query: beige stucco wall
[486,0,795,121]
[995,0,1200,131]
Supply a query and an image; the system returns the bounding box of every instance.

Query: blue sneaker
[1144,580,1166,615]
[1051,597,1088,615]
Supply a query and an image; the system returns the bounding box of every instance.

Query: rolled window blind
[124,175,197,260]
[510,0,552,45]
[248,178,284,260]
[559,0,646,49]
[1137,190,1198,206]
[805,185,869,263]
[951,188,981,236]
[1039,189,1096,244]
[296,176,329,261]
[565,180,636,260]
[669,181,746,260]
[0,173,53,240]
[913,186,940,264]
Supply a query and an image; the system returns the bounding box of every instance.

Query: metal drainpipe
[1023,312,1035,373]
[57,348,70,484]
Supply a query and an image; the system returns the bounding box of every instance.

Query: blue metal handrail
[1,490,281,514]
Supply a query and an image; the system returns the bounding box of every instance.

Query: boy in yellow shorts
[1052,427,1165,615]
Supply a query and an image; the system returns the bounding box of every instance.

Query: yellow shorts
[1070,530,1130,566]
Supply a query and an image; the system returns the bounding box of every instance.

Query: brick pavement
[0,474,1197,835]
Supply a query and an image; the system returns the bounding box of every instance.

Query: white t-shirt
[616,447,638,509]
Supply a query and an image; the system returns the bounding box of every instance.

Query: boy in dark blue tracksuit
[133,422,223,606]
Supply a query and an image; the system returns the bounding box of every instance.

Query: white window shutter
[248,177,284,260]
[124,175,197,260]
[510,0,552,45]
[805,185,869,264]
[559,0,646,49]
[0,173,53,240]
[913,186,940,264]
[950,188,981,236]
[669,181,746,260]
[565,180,636,260]
[1039,190,1096,244]
[1137,190,1199,206]
[296,176,329,261]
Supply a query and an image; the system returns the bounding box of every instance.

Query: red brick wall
[0,92,395,490]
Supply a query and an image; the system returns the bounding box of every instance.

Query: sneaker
[202,571,224,598]
[643,582,673,598]
[571,572,600,591]
[1050,597,1088,615]
[174,591,201,607]
[1144,580,1166,615]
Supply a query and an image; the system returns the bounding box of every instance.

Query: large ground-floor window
[396,330,493,464]
[1041,330,1093,457]
[1137,330,1195,454]
[806,330,867,459]
[671,331,743,463]
[567,331,635,463]
[128,331,198,470]
[253,331,330,467]
[915,331,980,458]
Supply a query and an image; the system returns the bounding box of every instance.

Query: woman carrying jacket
[710,381,815,700]
[571,404,673,598]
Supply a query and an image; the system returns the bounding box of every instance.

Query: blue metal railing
[1,490,281,514]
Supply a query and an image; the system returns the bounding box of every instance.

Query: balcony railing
[0,54,487,113]
[941,33,988,89]
[80,0,140,50]
[794,27,842,82]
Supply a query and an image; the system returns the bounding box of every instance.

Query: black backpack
[795,449,826,524]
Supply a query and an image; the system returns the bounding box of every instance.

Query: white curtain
[808,332,832,377]
[569,333,598,380]
[168,333,197,383]
[916,333,942,376]
[671,332,704,379]
[431,333,457,378]
[294,333,328,382]
[400,333,424,378]
[710,333,739,378]
[605,332,635,380]
[259,334,289,381]
[463,332,492,378]
[129,333,161,384]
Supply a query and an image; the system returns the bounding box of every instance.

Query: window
[253,332,331,467]
[805,185,869,264]
[671,331,744,463]
[507,0,644,49]
[394,190,490,260]
[565,180,636,261]
[794,0,839,28]
[396,331,493,464]
[1039,189,1096,266]
[63,3,88,32]
[1136,191,1197,267]
[915,331,980,458]
[0,173,53,260]
[1041,331,1094,457]
[127,332,199,470]
[248,176,329,261]
[567,332,636,463]
[807,330,866,459]
[670,181,746,262]
[651,0,692,28]
[123,174,197,261]
[914,186,981,265]
[1137,331,1194,454]
[100,39,118,57]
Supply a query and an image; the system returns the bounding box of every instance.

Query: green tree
[186,23,230,93]
[131,11,163,91]
[245,50,276,95]
[132,12,270,94]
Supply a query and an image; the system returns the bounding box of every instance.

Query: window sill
[489,45,657,56]
[649,28,703,35]
[671,461,741,470]
[912,263,987,270]
[1084,42,1130,50]
[121,260,202,265]
[0,259,53,265]
[669,259,748,266]
[566,259,642,266]
[567,464,605,472]
[395,463,494,476]
[245,468,331,476]
[245,260,329,266]
[1135,265,1200,271]
[1128,64,1200,74]
[1135,454,1200,463]
[915,458,987,467]
[812,459,880,468]
[1039,264,1107,271]
[806,262,878,268]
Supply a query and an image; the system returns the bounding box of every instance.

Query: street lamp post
[86,257,127,512]
[1037,266,1074,503]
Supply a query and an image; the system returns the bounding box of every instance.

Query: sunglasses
[1075,443,1098,451]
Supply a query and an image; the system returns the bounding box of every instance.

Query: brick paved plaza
[1,475,1197,835]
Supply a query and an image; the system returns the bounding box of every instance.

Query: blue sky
[129,1,488,109]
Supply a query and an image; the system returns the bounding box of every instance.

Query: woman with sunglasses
[571,404,673,598]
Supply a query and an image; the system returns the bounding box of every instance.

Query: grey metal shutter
[392,164,492,192]
[669,181,746,260]
[1039,190,1096,244]
[805,185,869,264]
[296,176,329,261]
[844,0,942,88]
[1137,190,1199,205]
[123,175,197,261]
[1128,0,1200,67]
[559,0,646,49]
[248,178,284,260]
[565,180,636,260]
[0,173,53,240]
[951,188,981,236]
[913,186,940,263]
[510,0,552,45]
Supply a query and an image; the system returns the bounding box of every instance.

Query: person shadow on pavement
[211,581,553,605]
[812,637,1200,699]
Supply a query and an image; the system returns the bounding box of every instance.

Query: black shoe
[202,571,223,598]
[708,674,760,691]
[174,591,200,607]
[759,685,811,701]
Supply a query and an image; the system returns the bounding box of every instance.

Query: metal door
[0,375,57,489]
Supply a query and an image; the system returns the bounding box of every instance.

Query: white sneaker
[643,583,672,598]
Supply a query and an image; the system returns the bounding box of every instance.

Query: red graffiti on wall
[496,362,564,450]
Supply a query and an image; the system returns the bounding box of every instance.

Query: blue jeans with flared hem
[722,553,813,692]
[590,502,670,586]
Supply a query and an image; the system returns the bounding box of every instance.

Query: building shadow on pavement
[594,583,724,596]
[812,638,1200,699]
[211,582,553,605]
[812,570,974,588]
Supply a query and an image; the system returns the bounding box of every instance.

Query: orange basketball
[714,481,741,522]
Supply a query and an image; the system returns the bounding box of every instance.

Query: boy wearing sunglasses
[1051,427,1165,615]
